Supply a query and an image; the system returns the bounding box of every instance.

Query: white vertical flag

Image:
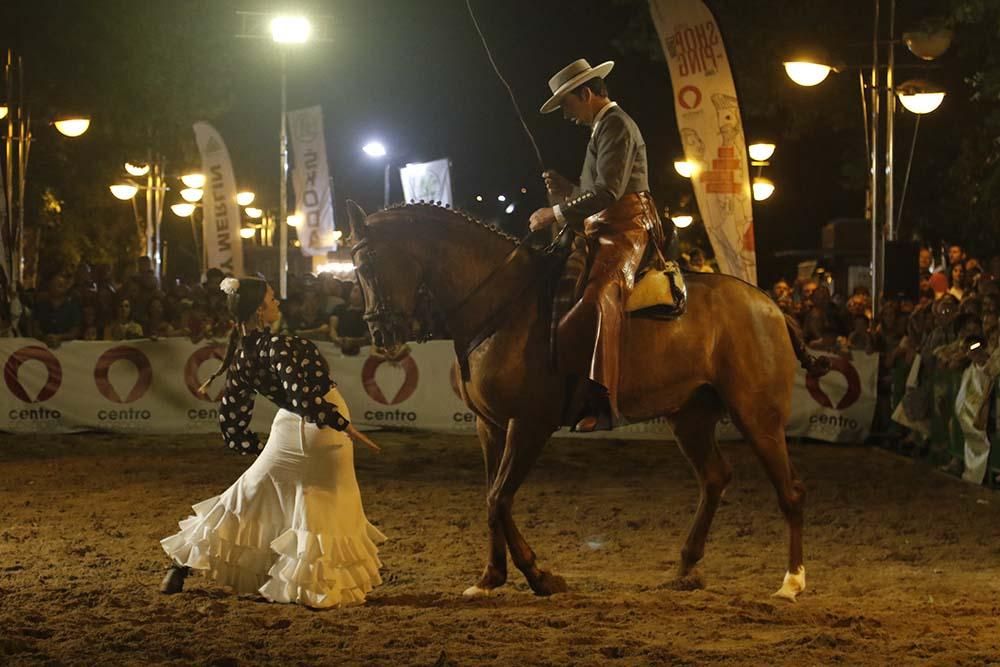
[288,106,338,255]
[400,159,453,207]
[649,0,757,284]
[193,122,245,275]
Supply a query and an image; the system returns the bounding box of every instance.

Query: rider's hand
[529,207,557,232]
[346,423,381,454]
[542,170,573,200]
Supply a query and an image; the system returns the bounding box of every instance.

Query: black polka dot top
[218,330,350,454]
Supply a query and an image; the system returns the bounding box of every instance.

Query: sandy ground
[1,430,999,666]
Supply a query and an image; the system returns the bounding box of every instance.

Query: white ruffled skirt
[161,387,385,608]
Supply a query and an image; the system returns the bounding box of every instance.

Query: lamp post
[170,201,203,279]
[784,0,950,315]
[2,49,90,292]
[362,140,390,208]
[110,154,167,280]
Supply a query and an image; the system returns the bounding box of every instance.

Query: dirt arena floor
[1,430,999,666]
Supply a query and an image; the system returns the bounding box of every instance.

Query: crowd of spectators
[0,257,372,356]
[767,244,1000,488]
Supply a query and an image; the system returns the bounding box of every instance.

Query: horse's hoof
[772,565,806,602]
[664,571,706,591]
[462,585,494,598]
[531,570,568,596]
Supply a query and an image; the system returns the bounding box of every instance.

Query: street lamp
[108,155,168,279]
[784,0,950,316]
[180,187,204,203]
[180,172,205,188]
[362,141,392,208]
[170,201,203,277]
[748,142,776,162]
[109,182,140,200]
[673,160,696,178]
[672,215,694,229]
[2,49,91,291]
[235,191,255,206]
[752,177,776,202]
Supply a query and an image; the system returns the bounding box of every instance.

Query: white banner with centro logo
[193,122,245,275]
[288,106,338,256]
[399,159,452,207]
[0,339,876,443]
[649,0,757,284]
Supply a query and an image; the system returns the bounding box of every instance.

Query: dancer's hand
[346,423,381,453]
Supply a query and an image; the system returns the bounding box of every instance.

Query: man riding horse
[529,58,668,433]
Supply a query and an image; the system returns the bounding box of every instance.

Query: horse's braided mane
[368,201,521,245]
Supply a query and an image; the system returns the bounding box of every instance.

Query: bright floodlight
[475,195,483,202]
[674,160,696,178]
[505,203,515,214]
[124,162,150,176]
[180,172,205,188]
[332,230,343,240]
[239,227,256,239]
[0,105,7,120]
[363,141,387,158]
[672,215,693,228]
[497,194,507,202]
[245,207,263,219]
[235,191,256,206]
[783,61,832,87]
[171,202,196,217]
[896,80,945,114]
[109,182,139,200]
[752,177,776,201]
[287,214,303,227]
[271,15,311,44]
[180,188,204,203]
[748,143,776,162]
[54,117,90,137]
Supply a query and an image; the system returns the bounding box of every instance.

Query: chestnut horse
[347,201,818,601]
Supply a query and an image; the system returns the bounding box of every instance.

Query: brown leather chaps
[558,191,658,425]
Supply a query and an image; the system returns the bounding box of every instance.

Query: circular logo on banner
[361,353,419,405]
[3,345,63,403]
[678,85,702,110]
[185,344,228,402]
[806,356,862,410]
[94,346,153,403]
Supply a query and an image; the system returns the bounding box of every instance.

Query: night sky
[1,0,977,285]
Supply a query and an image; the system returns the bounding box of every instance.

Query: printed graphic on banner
[0,339,876,443]
[288,106,338,256]
[193,122,244,275]
[649,0,757,284]
[400,159,452,207]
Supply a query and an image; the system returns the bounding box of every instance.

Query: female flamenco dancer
[159,276,385,608]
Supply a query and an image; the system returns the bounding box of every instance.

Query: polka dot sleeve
[218,374,262,454]
[274,336,350,431]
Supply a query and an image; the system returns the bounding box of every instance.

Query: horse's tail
[784,313,831,377]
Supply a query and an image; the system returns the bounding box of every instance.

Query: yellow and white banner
[193,122,245,275]
[649,0,757,284]
[400,159,453,207]
[288,106,339,255]
[0,339,876,443]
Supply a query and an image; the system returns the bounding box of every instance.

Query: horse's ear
[346,200,368,241]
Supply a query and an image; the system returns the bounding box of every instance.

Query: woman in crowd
[160,277,385,609]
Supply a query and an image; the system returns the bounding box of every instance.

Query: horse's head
[347,201,425,359]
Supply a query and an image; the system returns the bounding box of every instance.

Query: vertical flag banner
[649,0,757,284]
[193,122,245,275]
[288,106,338,255]
[400,159,453,207]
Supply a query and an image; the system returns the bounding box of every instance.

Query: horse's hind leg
[493,417,566,596]
[463,417,509,597]
[732,407,806,601]
[670,398,732,588]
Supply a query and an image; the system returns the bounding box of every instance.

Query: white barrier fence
[0,339,877,443]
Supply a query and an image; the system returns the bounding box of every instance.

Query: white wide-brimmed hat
[540,58,614,114]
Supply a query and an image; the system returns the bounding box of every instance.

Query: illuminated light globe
[271,15,311,44]
[783,61,832,87]
[674,160,696,178]
[124,162,150,176]
[752,177,776,201]
[896,80,945,114]
[236,191,256,206]
[0,105,8,120]
[748,143,776,162]
[245,207,263,219]
[181,173,205,188]
[171,202,196,217]
[287,214,303,227]
[362,141,387,158]
[672,215,694,229]
[53,117,90,137]
[109,182,139,200]
[239,227,256,239]
[180,188,204,203]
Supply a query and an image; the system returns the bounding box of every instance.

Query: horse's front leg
[493,417,567,596]
[463,417,509,597]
